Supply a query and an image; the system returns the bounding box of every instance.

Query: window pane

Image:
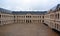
[0,15,1,18]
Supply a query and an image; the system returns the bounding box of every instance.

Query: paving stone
[0,23,59,36]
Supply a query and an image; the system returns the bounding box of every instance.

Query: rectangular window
[0,15,1,18]
[40,16,41,18]
[26,16,27,18]
[42,20,44,22]
[14,16,15,18]
[55,14,57,19]
[59,8,60,10]
[55,24,56,28]
[28,16,29,18]
[30,16,31,18]
[57,24,58,29]
[40,20,41,22]
[0,21,1,24]
[58,13,59,19]
[30,20,31,23]
[43,16,44,18]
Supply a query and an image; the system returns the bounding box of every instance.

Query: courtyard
[0,23,59,36]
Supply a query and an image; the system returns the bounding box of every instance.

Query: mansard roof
[12,11,47,15]
[0,8,12,14]
[50,4,60,12]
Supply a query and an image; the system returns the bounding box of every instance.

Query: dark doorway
[26,20,31,23]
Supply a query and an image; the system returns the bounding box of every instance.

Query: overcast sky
[0,0,60,11]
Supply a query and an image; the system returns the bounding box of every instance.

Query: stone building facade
[0,4,60,32]
[0,10,46,25]
[44,4,60,32]
[12,12,46,24]
[0,12,14,25]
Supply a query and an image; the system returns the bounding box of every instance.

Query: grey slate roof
[0,8,12,14]
[12,11,47,15]
[0,8,47,15]
[50,4,60,12]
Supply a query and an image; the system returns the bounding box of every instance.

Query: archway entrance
[26,20,31,23]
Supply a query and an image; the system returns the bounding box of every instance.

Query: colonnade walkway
[0,23,59,36]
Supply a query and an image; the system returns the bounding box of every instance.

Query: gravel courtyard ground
[0,23,59,36]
